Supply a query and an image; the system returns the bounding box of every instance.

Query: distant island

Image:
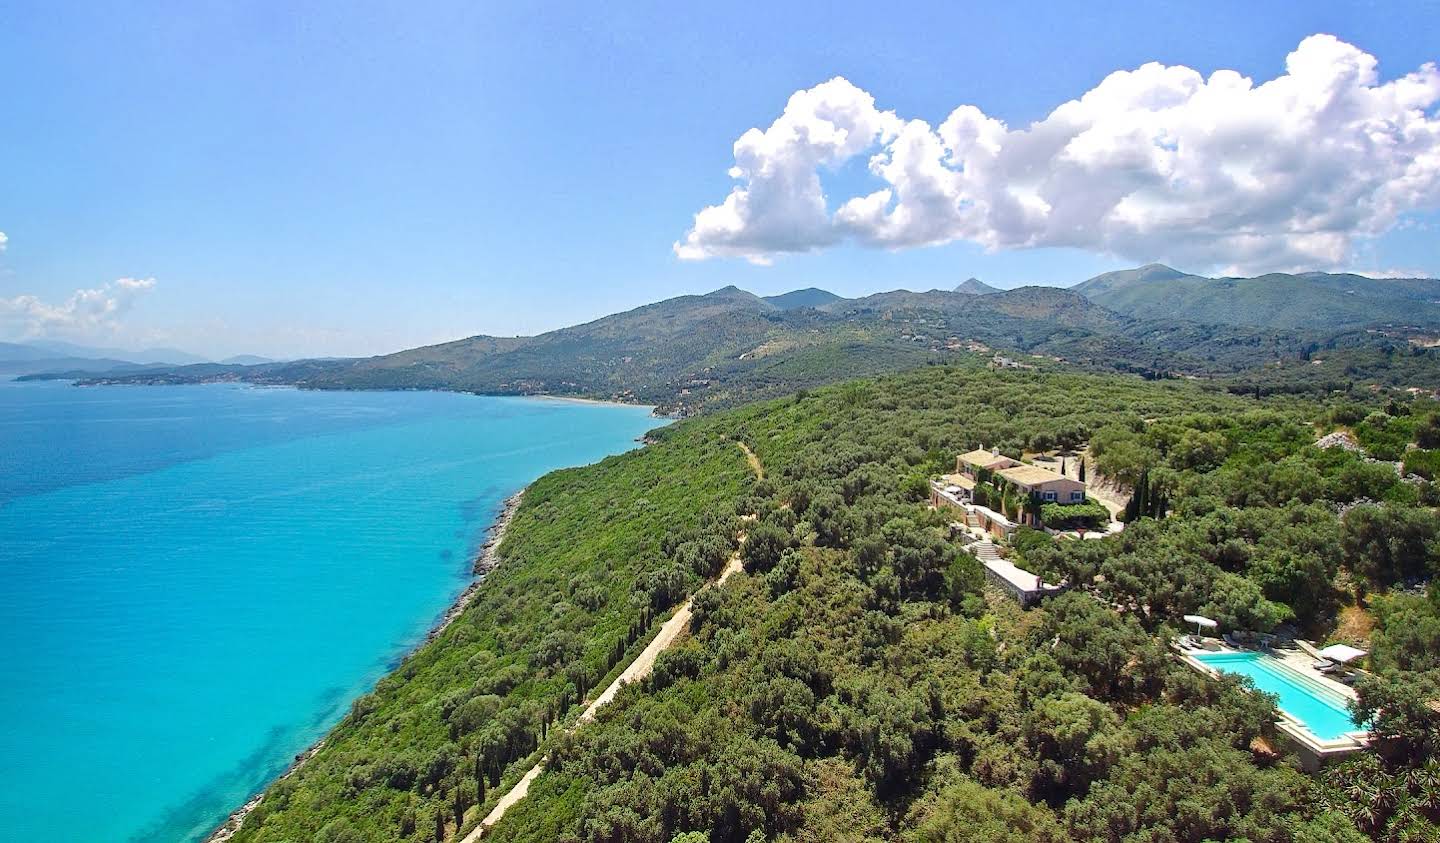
[0,340,276,381]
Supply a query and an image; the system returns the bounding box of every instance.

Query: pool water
[1193,651,1365,741]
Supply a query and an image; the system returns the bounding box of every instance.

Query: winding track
[456,441,763,840]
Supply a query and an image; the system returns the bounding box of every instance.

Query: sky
[1,0,1438,359]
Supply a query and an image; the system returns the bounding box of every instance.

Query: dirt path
[582,552,743,721]
[459,443,765,840]
[736,441,764,480]
[459,551,744,840]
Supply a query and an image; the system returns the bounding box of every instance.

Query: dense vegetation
[230,362,1440,842]
[229,417,753,842]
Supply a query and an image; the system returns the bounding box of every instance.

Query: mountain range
[1074,264,1440,331]
[0,341,276,378]
[40,265,1440,413]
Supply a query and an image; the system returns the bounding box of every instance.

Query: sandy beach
[205,489,527,843]
[525,394,659,413]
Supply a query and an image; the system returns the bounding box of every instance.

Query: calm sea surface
[0,380,660,842]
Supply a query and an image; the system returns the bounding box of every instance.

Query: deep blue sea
[0,380,660,842]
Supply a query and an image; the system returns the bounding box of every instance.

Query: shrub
[1403,448,1440,480]
[1039,500,1109,530]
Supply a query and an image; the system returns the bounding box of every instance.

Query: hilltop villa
[931,447,1087,534]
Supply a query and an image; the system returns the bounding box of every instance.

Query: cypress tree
[1123,477,1140,522]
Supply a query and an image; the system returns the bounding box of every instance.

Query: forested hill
[226,362,1440,843]
[761,288,843,309]
[1074,263,1440,331]
[63,280,1440,413]
[63,284,1147,412]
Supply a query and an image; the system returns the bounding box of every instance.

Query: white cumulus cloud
[0,231,8,252]
[675,35,1440,273]
[0,277,158,340]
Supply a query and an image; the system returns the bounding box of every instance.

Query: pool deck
[1174,639,1370,770]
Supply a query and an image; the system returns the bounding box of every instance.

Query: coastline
[205,488,527,843]
[36,376,687,420]
[522,393,657,412]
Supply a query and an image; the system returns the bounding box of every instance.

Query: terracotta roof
[958,449,1018,469]
[997,464,1076,487]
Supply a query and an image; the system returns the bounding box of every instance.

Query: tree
[742,522,794,574]
[909,777,1064,842]
[1022,691,1125,802]
[1372,590,1440,672]
[314,818,365,843]
[882,518,962,601]
[1352,669,1440,765]
[1089,424,1158,489]
[1341,504,1440,587]
[1043,593,1163,702]
[1417,413,1440,449]
[806,490,849,548]
[1199,571,1293,632]
[453,780,474,830]
[1065,742,1313,842]
[1317,751,1440,840]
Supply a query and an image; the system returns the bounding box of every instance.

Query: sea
[0,379,661,842]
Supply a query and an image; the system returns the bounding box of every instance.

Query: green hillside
[68,281,1440,412]
[224,363,1439,843]
[1075,264,1440,331]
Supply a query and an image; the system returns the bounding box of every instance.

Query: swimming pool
[1192,651,1366,741]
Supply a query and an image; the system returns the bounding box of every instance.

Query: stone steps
[972,540,1001,562]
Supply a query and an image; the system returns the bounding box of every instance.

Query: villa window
[1043,491,1057,501]
[1070,491,1083,502]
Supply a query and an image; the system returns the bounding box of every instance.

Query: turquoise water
[0,380,660,842]
[1193,651,1365,740]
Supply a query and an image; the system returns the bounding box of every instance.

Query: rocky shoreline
[205,489,527,843]
[428,489,525,642]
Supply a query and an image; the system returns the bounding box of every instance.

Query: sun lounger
[1312,658,1338,674]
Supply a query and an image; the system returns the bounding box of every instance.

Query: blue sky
[1,0,1437,358]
